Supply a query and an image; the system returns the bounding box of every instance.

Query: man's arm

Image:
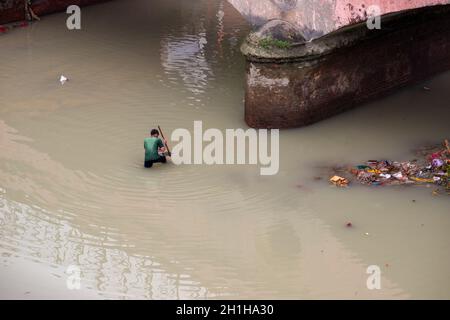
[157,138,167,153]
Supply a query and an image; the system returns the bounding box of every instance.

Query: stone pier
[239,2,450,128]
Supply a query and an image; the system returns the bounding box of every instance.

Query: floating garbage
[327,139,449,194]
[432,158,444,167]
[0,21,29,34]
[59,75,68,85]
[329,175,349,187]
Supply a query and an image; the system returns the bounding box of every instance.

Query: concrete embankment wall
[0,0,109,25]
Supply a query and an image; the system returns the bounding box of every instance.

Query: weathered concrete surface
[0,0,110,25]
[243,5,450,128]
[254,19,306,44]
[229,0,450,40]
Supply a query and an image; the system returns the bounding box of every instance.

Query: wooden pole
[158,125,171,156]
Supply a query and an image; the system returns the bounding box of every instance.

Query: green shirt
[144,137,164,161]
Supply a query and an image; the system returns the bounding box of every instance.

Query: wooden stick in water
[158,125,171,156]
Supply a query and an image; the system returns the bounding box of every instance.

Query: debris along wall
[0,0,110,25]
[228,0,450,41]
[242,5,450,129]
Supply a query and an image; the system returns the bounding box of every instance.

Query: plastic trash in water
[329,175,349,187]
[327,139,449,193]
[59,75,68,85]
[392,172,403,180]
[410,177,434,183]
[432,158,444,167]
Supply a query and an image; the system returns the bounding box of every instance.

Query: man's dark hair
[151,129,159,136]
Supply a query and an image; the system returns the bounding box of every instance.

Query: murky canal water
[0,0,449,299]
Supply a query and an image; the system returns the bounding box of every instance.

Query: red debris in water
[346,222,353,228]
[0,25,7,33]
[19,21,29,28]
[429,151,443,160]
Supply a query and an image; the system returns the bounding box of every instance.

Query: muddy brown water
[0,0,449,299]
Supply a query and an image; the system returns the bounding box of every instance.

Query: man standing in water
[144,129,168,168]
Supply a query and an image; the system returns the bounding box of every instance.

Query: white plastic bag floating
[392,172,403,180]
[60,75,68,85]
